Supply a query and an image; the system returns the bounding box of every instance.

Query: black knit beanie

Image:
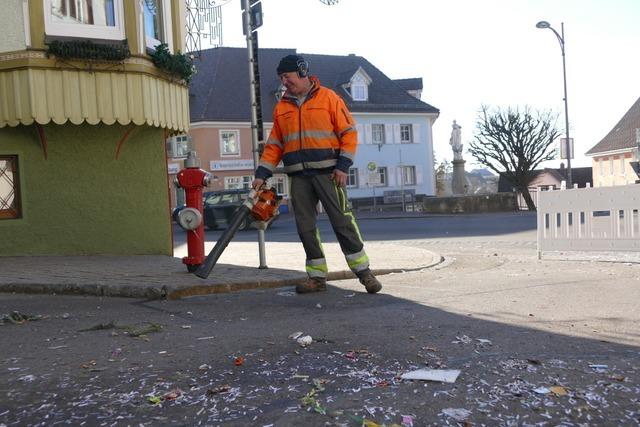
[277,54,305,75]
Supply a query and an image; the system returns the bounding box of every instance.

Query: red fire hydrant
[174,151,211,272]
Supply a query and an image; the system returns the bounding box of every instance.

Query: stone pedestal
[451,159,468,195]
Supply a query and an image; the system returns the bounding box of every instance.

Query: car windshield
[205,191,249,205]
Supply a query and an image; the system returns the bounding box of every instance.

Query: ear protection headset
[296,58,309,78]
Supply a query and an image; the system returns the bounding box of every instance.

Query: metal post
[560,23,572,188]
[537,20,572,188]
[372,185,376,211]
[399,149,405,212]
[242,0,267,268]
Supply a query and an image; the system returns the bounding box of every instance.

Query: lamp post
[536,20,572,188]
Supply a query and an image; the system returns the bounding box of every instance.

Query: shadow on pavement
[0,282,637,426]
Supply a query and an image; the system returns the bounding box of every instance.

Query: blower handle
[193,203,252,279]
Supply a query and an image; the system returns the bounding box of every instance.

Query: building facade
[172,47,439,209]
[585,96,640,187]
[498,166,593,210]
[0,0,189,256]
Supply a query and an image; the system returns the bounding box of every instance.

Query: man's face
[279,71,309,97]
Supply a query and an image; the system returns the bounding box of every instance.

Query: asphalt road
[1,212,639,426]
[176,211,539,244]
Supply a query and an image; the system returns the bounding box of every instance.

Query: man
[251,54,382,294]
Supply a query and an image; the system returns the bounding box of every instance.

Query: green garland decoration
[46,39,131,62]
[149,43,196,84]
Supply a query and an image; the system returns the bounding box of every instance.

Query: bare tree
[434,158,452,196]
[468,105,561,210]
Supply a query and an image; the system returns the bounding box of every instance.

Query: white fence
[537,184,640,257]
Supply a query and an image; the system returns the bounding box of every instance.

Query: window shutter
[358,168,367,188]
[356,124,364,144]
[365,124,373,144]
[412,124,420,144]
[393,124,401,144]
[385,124,393,145]
[389,167,397,186]
[166,138,175,158]
[416,165,423,184]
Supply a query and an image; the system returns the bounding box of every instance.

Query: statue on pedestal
[449,120,463,161]
[449,120,468,195]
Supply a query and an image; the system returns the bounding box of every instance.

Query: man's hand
[252,178,265,190]
[331,169,347,187]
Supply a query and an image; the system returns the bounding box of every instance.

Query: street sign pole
[242,0,267,268]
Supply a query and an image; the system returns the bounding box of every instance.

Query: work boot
[357,269,382,294]
[296,277,327,294]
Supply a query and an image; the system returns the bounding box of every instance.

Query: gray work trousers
[289,173,370,279]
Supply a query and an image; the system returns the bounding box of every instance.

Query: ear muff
[296,58,309,78]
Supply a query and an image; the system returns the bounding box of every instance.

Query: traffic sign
[242,0,262,34]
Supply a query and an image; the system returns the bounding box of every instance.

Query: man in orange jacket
[252,54,382,294]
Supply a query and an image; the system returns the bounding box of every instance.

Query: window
[268,175,288,197]
[372,124,385,145]
[349,69,370,101]
[166,134,192,158]
[352,84,366,101]
[0,156,21,220]
[609,157,614,176]
[378,167,388,187]
[599,158,604,176]
[401,165,416,185]
[225,176,252,190]
[143,0,166,49]
[45,0,125,40]
[620,157,626,176]
[400,124,413,143]
[220,130,240,156]
[347,168,358,188]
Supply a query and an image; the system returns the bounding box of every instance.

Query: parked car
[171,204,186,223]
[173,189,279,230]
[203,189,257,231]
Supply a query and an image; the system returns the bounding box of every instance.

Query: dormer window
[45,0,125,40]
[348,67,372,102]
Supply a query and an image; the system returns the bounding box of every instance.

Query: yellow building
[586,97,640,187]
[0,0,190,256]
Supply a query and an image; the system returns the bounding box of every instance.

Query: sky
[205,0,640,171]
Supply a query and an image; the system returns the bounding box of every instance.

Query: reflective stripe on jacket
[255,76,358,180]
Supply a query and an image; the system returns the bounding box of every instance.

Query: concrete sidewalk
[0,241,442,300]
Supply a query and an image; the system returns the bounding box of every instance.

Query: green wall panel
[0,123,172,256]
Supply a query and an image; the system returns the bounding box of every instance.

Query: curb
[162,255,445,300]
[0,255,444,300]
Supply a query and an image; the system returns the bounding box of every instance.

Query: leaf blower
[194,187,281,279]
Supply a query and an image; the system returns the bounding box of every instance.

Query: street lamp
[536,20,572,188]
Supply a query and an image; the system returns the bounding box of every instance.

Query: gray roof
[189,47,439,123]
[586,96,640,155]
[393,78,423,91]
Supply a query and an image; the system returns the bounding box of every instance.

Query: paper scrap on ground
[400,368,461,383]
[297,335,313,347]
[441,408,471,421]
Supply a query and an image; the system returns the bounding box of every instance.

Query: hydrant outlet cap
[185,151,201,168]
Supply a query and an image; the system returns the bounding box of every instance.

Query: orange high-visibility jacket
[254,77,358,180]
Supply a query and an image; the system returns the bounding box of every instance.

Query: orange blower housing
[250,187,281,222]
